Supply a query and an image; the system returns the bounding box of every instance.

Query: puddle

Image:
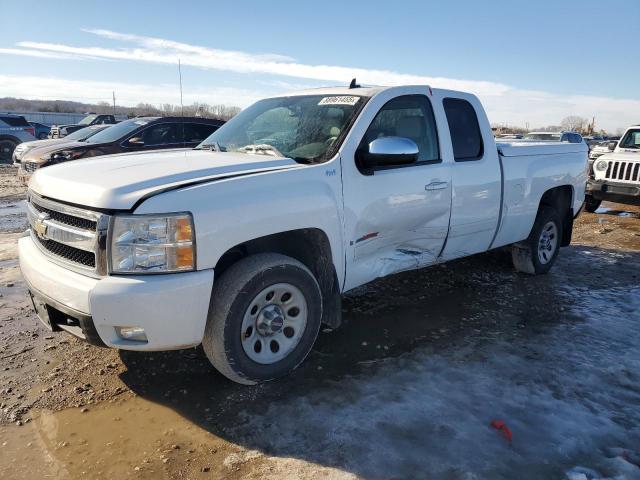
[0,200,25,217]
[0,200,27,233]
[595,206,640,219]
[0,397,230,480]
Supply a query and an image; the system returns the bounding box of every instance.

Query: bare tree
[0,96,241,121]
[560,116,588,132]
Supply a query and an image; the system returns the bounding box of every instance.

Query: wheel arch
[538,185,574,246]
[0,134,21,142]
[214,228,342,328]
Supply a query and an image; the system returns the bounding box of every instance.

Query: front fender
[134,160,345,285]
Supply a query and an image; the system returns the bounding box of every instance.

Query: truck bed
[491,140,588,249]
[496,141,587,157]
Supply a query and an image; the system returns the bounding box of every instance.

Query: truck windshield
[197,94,367,163]
[619,129,640,149]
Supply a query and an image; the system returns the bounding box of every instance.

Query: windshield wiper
[198,141,224,152]
[236,144,284,157]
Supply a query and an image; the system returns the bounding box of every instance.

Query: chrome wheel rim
[241,283,308,364]
[538,221,558,264]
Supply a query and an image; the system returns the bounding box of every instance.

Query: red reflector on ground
[490,419,513,445]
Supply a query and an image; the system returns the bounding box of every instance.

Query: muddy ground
[0,164,639,479]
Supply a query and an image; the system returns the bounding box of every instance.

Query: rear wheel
[583,195,602,213]
[512,206,562,275]
[203,253,322,385]
[0,138,18,164]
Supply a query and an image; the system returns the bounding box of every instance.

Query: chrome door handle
[425,181,449,191]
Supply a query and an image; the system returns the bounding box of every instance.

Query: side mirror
[128,137,144,147]
[357,136,419,171]
[607,141,616,151]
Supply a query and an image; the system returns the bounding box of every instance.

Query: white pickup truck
[586,125,640,212]
[19,85,587,384]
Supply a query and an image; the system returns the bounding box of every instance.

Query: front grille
[23,162,39,173]
[34,235,96,268]
[605,161,640,183]
[31,200,97,231]
[27,191,106,275]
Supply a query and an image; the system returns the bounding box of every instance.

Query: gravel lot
[0,164,639,479]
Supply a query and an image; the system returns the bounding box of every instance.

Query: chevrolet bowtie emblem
[34,212,49,239]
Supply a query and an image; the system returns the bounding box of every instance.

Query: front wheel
[203,253,322,385]
[583,195,602,213]
[0,138,18,164]
[512,206,563,275]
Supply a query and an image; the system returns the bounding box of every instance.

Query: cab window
[360,95,440,164]
[183,123,219,143]
[141,124,178,145]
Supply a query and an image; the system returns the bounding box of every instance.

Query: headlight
[15,146,30,160]
[52,149,85,162]
[109,213,195,274]
[595,160,608,171]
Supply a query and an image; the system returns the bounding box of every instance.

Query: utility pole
[178,59,185,147]
[112,91,116,116]
[178,59,184,118]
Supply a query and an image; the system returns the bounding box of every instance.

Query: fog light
[115,326,148,343]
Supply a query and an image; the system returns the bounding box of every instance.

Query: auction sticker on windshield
[318,96,360,106]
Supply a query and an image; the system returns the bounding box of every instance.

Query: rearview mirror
[607,141,616,151]
[128,137,144,146]
[357,136,419,171]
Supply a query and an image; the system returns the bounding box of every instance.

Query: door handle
[425,181,449,191]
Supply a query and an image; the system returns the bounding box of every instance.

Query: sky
[1,0,638,132]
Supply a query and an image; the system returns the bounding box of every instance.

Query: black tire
[203,253,322,385]
[583,195,602,213]
[38,133,48,140]
[511,206,563,275]
[0,138,18,164]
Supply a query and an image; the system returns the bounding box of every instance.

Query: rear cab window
[443,98,483,161]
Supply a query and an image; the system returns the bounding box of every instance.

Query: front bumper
[587,179,640,206]
[19,235,215,351]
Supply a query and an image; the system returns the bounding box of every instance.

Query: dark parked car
[28,121,51,139]
[49,114,118,138]
[19,116,225,181]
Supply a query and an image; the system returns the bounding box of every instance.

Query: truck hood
[29,149,300,210]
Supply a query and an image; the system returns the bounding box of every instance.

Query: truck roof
[276,84,472,98]
[276,85,387,98]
